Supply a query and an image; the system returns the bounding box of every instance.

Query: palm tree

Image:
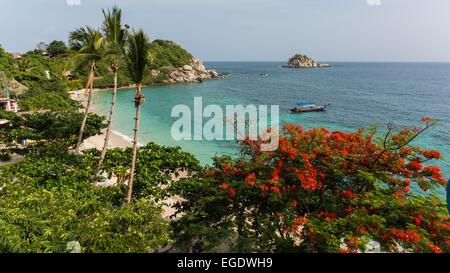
[123,30,151,204]
[98,6,128,166]
[70,27,105,153]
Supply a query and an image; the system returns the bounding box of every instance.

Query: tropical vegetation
[0,6,448,253]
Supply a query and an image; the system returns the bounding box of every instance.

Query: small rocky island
[283,53,331,68]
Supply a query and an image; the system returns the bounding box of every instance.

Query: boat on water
[289,102,329,113]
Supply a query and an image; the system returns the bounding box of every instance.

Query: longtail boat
[289,102,329,113]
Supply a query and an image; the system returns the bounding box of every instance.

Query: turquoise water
[91,62,450,184]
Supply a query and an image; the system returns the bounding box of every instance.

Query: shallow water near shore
[91,62,450,196]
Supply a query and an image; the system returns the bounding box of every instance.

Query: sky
[1,0,450,62]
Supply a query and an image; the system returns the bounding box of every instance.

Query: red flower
[292,216,308,231]
[228,187,236,198]
[428,243,442,253]
[290,201,298,208]
[407,160,423,172]
[421,117,431,123]
[422,166,443,180]
[271,186,281,193]
[245,173,256,181]
[414,215,423,226]
[245,173,257,186]
[356,226,367,235]
[219,182,229,190]
[271,167,281,182]
[317,211,337,221]
[344,208,353,215]
[389,228,420,243]
[232,168,241,175]
[341,190,357,199]
[422,150,441,160]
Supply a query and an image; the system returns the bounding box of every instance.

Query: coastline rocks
[165,58,221,84]
[283,53,331,68]
[150,69,161,77]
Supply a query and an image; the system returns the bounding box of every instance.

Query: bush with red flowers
[171,119,449,253]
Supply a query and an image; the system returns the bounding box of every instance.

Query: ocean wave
[112,130,144,147]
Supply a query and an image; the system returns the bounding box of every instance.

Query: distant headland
[282,53,331,68]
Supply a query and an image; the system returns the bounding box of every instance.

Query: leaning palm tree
[123,30,151,204]
[98,6,128,166]
[70,27,105,153]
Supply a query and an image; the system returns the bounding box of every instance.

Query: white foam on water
[112,130,144,147]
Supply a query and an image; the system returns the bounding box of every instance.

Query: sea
[91,62,450,196]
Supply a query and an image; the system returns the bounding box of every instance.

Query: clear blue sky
[1,0,450,62]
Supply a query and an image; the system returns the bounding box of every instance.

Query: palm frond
[123,30,151,84]
[69,26,106,66]
[102,6,127,57]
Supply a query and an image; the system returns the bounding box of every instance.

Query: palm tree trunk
[75,63,95,153]
[98,69,118,165]
[127,84,144,204]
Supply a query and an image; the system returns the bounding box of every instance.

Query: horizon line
[203,60,450,63]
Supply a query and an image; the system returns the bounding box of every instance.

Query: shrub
[171,120,449,253]
[148,40,193,69]
[0,151,11,162]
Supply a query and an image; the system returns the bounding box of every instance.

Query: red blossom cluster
[209,120,449,253]
[383,228,421,244]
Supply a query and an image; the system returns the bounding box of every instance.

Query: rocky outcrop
[283,53,331,68]
[155,58,221,84]
[7,78,28,96]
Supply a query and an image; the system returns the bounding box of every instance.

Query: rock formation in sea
[153,58,220,84]
[283,53,331,68]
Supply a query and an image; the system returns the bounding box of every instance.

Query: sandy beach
[70,88,134,151]
[79,129,133,151]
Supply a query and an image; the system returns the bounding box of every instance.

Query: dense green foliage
[0,47,83,110]
[46,40,68,57]
[0,110,105,149]
[0,143,172,252]
[19,92,77,112]
[148,39,193,69]
[0,45,13,77]
[0,143,196,252]
[0,109,202,252]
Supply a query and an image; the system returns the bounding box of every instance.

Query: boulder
[8,79,28,96]
[150,69,161,77]
[66,241,81,253]
[165,58,220,84]
[208,70,219,78]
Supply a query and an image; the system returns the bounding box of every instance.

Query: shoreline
[79,128,133,151]
[70,88,135,151]
[69,81,194,150]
